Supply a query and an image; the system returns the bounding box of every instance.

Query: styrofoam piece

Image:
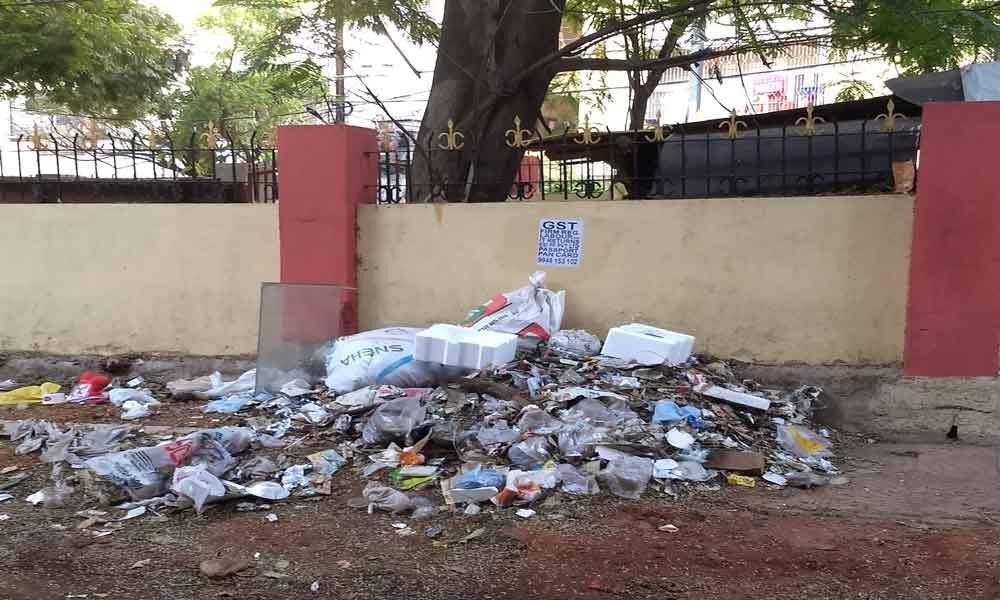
[600,323,695,366]
[695,384,771,411]
[414,324,518,370]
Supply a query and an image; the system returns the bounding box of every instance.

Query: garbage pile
[1,272,842,520]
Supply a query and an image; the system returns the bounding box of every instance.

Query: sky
[140,0,442,127]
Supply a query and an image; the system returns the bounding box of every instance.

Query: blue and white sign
[536,218,584,267]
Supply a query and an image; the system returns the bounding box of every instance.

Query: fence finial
[875,99,906,133]
[573,115,602,145]
[505,115,536,149]
[718,111,748,140]
[437,119,465,151]
[644,110,672,142]
[795,101,826,137]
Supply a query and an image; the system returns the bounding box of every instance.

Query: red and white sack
[462,272,565,345]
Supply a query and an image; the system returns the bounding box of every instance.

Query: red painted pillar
[277,125,377,338]
[904,102,1000,376]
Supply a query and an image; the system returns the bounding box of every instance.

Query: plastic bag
[776,424,832,458]
[84,427,253,499]
[548,329,602,356]
[204,392,254,415]
[508,436,551,468]
[361,396,426,445]
[557,422,607,458]
[171,465,226,513]
[599,456,653,500]
[652,400,705,428]
[557,464,600,495]
[477,420,520,447]
[108,388,156,407]
[68,372,111,404]
[121,400,153,420]
[462,272,566,346]
[0,382,60,406]
[494,468,561,505]
[203,370,256,399]
[517,406,563,434]
[324,328,441,394]
[362,483,413,514]
[453,466,505,490]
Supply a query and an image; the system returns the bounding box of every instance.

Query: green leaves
[0,0,185,119]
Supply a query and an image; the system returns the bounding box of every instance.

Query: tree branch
[522,0,717,79]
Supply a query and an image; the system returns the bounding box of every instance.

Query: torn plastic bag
[665,460,716,482]
[453,466,505,490]
[557,422,607,458]
[517,406,563,435]
[361,396,426,445]
[204,392,255,415]
[462,272,566,347]
[508,436,551,468]
[599,456,653,500]
[652,400,705,429]
[562,398,618,427]
[166,375,214,400]
[477,420,520,448]
[324,328,442,394]
[108,388,157,407]
[495,468,561,505]
[557,464,600,495]
[120,400,154,420]
[776,424,832,458]
[203,370,256,399]
[84,427,253,500]
[171,465,226,514]
[362,482,414,514]
[548,329,602,356]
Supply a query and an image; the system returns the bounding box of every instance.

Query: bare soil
[2,402,999,600]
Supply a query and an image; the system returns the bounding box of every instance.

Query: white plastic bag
[324,328,440,394]
[171,465,226,513]
[462,272,565,345]
[203,370,256,399]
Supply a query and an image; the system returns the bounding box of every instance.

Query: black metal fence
[0,133,277,203]
[372,97,921,204]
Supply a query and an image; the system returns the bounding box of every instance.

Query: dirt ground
[2,394,999,600]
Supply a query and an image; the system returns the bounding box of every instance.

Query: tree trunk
[410,0,565,202]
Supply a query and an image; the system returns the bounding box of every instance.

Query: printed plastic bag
[599,455,653,500]
[462,272,566,345]
[324,328,440,394]
[0,382,61,406]
[68,372,111,404]
[361,396,427,445]
[776,424,832,458]
[84,427,253,499]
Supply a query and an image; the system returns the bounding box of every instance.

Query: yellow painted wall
[359,196,914,365]
[0,204,279,355]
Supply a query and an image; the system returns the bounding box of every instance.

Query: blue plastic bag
[453,466,505,490]
[652,400,705,429]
